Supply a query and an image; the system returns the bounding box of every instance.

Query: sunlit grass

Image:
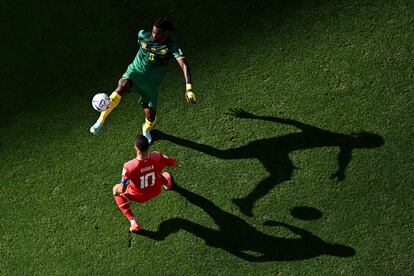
[1,0,413,274]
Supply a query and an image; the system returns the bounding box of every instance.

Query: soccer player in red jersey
[112,134,177,233]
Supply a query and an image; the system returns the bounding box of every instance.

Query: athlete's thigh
[123,65,160,109]
[116,78,133,96]
[137,83,159,109]
[120,64,138,91]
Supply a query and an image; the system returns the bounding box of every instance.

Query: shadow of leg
[232,198,254,217]
[139,218,183,240]
[232,175,278,217]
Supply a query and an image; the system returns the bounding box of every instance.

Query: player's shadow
[139,183,355,262]
[153,109,384,217]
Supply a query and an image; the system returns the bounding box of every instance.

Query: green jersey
[134,29,183,72]
[122,29,184,109]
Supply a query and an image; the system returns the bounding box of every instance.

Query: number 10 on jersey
[140,172,155,189]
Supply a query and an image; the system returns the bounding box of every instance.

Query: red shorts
[121,175,168,203]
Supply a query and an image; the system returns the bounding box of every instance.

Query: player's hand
[113,183,126,196]
[171,160,179,168]
[185,90,196,104]
[226,108,255,119]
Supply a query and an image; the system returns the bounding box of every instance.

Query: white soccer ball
[92,93,111,112]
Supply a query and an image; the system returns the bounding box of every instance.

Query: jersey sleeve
[151,151,176,168]
[137,29,145,43]
[171,42,185,60]
[161,153,177,167]
[122,165,130,180]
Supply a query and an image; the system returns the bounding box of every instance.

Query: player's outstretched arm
[177,57,196,104]
[165,155,178,168]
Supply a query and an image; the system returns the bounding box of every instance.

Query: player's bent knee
[117,78,133,95]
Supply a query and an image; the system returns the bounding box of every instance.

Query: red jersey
[121,151,176,203]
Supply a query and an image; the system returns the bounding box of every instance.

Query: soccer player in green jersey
[90,18,196,143]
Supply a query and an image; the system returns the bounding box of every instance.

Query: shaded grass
[1,0,413,274]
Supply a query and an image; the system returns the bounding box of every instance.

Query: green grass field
[1,0,413,274]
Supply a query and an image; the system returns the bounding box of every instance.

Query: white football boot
[142,123,152,144]
[90,122,103,135]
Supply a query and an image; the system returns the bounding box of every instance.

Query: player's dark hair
[135,134,149,152]
[154,17,175,31]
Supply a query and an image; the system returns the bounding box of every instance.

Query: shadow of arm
[263,220,310,238]
[330,146,352,182]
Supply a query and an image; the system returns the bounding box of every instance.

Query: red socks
[114,194,134,220]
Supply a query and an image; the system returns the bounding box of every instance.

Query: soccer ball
[92,93,111,112]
